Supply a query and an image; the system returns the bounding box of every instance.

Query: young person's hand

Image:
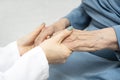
[40,29,72,64]
[17,23,45,56]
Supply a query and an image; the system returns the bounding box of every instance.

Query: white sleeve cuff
[4,46,49,80]
[0,41,20,72]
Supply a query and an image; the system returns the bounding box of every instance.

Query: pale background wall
[0,0,81,46]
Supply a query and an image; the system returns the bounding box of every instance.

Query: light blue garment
[49,0,120,80]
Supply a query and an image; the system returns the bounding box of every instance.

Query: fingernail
[67,26,74,31]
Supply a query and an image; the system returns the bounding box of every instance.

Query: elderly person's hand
[63,28,118,52]
[34,18,70,45]
[39,29,72,64]
[17,23,72,64]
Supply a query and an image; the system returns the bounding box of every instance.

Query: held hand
[40,29,73,64]
[35,18,70,46]
[17,23,45,56]
[63,28,118,52]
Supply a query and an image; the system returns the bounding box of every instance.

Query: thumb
[52,28,73,43]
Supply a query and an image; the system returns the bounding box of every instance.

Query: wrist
[39,43,49,59]
[59,18,70,27]
[99,28,119,50]
[108,28,119,50]
[17,40,34,56]
[17,40,24,56]
[52,18,70,31]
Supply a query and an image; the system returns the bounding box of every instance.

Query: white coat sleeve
[0,41,20,72]
[0,42,49,80]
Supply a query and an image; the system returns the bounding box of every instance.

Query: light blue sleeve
[112,25,120,60]
[64,2,91,30]
[85,68,120,80]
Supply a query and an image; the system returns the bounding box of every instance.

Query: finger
[46,36,51,39]
[52,31,62,37]
[35,27,54,44]
[52,29,73,43]
[27,23,45,41]
[34,27,48,46]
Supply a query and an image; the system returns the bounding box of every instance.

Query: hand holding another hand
[39,29,73,64]
[17,23,45,56]
[35,18,70,45]
[17,23,73,64]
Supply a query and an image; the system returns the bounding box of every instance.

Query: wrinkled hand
[40,29,72,64]
[63,28,118,52]
[17,23,45,56]
[35,18,70,46]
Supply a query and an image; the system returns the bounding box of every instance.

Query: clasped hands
[17,20,118,64]
[17,23,72,64]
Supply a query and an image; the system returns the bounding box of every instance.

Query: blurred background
[0,0,81,46]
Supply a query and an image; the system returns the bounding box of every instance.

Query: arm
[0,26,72,80]
[52,1,91,30]
[0,44,49,80]
[0,23,49,80]
[63,28,118,51]
[64,1,91,29]
[34,1,91,44]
